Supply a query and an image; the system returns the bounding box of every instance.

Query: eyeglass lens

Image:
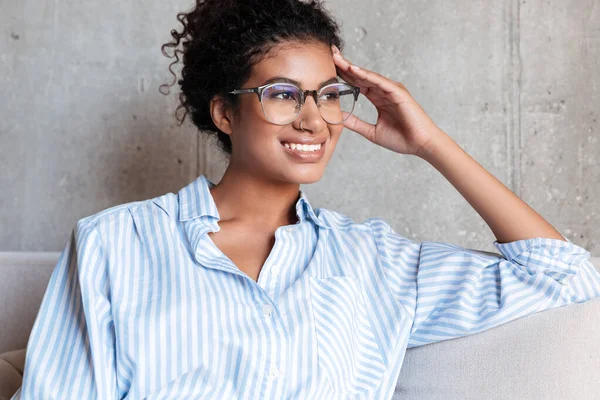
[261,83,356,125]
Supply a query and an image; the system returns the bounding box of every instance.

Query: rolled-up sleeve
[12,219,118,400]
[369,218,600,349]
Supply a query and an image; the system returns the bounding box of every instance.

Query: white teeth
[283,142,322,152]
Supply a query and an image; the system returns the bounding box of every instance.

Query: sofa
[1,251,599,400]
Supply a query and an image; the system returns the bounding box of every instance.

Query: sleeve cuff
[493,236,591,283]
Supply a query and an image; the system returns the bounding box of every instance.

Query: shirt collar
[177,174,330,229]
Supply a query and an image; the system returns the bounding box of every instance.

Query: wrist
[415,129,452,161]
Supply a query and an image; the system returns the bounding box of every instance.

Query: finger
[331,51,370,89]
[336,67,400,108]
[331,48,408,106]
[333,53,404,103]
[337,60,402,105]
[342,112,376,143]
[336,65,377,97]
[336,67,362,90]
[332,52,382,88]
[332,52,360,79]
[346,65,399,98]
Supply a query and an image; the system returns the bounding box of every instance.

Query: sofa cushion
[394,297,600,399]
[3,300,600,399]
[1,255,598,400]
[0,349,25,400]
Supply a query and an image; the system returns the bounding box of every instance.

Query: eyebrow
[260,76,340,89]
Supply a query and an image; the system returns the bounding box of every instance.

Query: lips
[278,137,328,146]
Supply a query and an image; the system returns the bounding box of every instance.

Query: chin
[292,168,326,184]
[275,166,325,185]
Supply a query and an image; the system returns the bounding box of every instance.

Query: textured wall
[1,0,598,254]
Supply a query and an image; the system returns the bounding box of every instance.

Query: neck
[208,167,301,229]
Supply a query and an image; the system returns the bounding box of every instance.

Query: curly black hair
[159,0,345,157]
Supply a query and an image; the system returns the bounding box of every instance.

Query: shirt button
[269,368,280,379]
[271,265,280,276]
[262,304,272,317]
[284,227,294,233]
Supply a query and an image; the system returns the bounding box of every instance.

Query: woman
[12,0,600,399]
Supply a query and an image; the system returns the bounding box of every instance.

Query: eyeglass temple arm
[228,88,261,101]
[228,88,256,94]
[338,88,360,99]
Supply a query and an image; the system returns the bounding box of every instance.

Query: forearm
[415,129,566,244]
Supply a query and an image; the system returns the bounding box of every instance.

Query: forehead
[250,42,338,89]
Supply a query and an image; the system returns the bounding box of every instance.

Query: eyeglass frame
[227,81,360,125]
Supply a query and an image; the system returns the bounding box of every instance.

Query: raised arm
[331,43,571,244]
[415,129,566,244]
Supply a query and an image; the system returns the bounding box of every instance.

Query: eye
[319,86,342,101]
[264,84,300,102]
[273,91,297,101]
[322,92,340,100]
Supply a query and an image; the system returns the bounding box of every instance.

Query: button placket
[270,264,280,276]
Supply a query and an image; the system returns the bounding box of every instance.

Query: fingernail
[332,44,340,54]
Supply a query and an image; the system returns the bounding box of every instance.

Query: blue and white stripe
[12,174,600,399]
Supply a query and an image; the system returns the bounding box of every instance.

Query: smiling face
[212,41,344,185]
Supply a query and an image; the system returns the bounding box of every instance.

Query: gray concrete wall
[1,0,598,254]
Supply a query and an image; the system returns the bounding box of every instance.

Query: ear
[209,95,234,135]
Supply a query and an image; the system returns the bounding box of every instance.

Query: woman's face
[224,41,344,185]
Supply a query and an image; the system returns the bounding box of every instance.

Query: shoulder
[313,207,391,234]
[315,209,417,252]
[75,191,178,237]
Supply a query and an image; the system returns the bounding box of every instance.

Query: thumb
[342,112,376,143]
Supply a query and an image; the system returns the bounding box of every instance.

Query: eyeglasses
[227,81,360,125]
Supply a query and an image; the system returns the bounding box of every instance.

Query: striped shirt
[12,174,600,400]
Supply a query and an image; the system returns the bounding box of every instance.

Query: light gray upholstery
[1,252,599,400]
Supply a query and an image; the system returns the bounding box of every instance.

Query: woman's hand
[331,45,442,157]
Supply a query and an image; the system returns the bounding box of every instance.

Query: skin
[206,39,566,282]
[207,41,344,281]
[208,41,343,231]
